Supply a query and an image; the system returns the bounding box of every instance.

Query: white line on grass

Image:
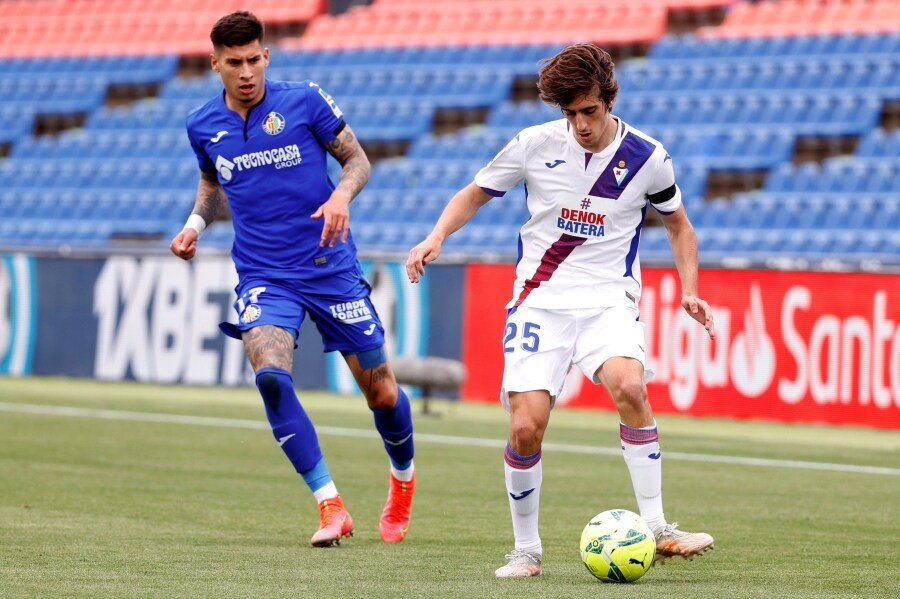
[1,401,898,477]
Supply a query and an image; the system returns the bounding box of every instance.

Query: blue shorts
[219,270,385,354]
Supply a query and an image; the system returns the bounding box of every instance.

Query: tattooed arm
[312,124,372,247]
[169,170,225,261]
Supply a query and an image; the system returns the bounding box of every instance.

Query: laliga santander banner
[461,265,900,429]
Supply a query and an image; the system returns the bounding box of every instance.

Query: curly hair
[210,11,264,49]
[536,44,619,109]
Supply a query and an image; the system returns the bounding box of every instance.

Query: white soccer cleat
[495,549,542,577]
[654,523,714,564]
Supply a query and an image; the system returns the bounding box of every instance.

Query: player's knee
[257,372,281,395]
[509,418,545,449]
[610,378,648,408]
[256,368,293,410]
[365,382,398,411]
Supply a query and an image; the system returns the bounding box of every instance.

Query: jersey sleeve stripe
[480,186,506,198]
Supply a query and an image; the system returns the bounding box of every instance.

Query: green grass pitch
[1,376,898,598]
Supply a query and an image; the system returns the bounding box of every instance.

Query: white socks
[391,462,415,482]
[620,421,666,534]
[504,457,542,554]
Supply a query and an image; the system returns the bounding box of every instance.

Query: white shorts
[500,305,651,410]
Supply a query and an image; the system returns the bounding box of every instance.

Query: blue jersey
[186,79,357,282]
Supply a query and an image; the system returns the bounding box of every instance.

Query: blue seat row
[163,67,514,104]
[0,189,187,222]
[763,159,900,193]
[619,56,900,99]
[5,55,180,85]
[0,159,197,190]
[490,94,881,138]
[269,43,565,76]
[615,93,882,135]
[407,129,510,162]
[11,129,194,160]
[0,87,106,115]
[856,127,900,158]
[0,106,36,144]
[692,192,900,231]
[650,32,900,61]
[694,228,900,263]
[86,100,200,131]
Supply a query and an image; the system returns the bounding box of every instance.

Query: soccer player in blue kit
[169,11,415,547]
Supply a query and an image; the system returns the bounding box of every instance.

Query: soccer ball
[580,509,655,583]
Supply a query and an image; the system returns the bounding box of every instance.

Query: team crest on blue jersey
[262,112,285,135]
[240,304,262,324]
[613,159,629,186]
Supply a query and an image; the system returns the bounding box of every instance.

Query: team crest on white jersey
[262,112,285,135]
[613,160,629,186]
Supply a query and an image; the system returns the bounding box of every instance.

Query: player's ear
[210,53,220,73]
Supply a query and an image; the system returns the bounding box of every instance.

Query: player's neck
[596,115,618,152]
[224,91,265,121]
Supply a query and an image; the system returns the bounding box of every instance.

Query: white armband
[184,214,207,237]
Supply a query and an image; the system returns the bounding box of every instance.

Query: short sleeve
[647,149,682,215]
[474,132,527,197]
[186,118,216,175]
[307,83,346,145]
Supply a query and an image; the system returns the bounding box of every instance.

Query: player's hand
[311,193,351,247]
[170,228,198,261]
[406,237,442,283]
[682,295,716,339]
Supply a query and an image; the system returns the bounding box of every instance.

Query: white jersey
[474,117,681,310]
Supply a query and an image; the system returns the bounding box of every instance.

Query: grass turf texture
[1,376,898,598]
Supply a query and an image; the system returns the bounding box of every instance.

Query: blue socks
[256,368,415,492]
[372,386,415,470]
[256,367,332,492]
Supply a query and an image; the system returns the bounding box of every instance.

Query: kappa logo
[210,130,228,143]
[545,159,566,168]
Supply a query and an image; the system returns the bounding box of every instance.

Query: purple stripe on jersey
[624,203,647,280]
[588,132,656,199]
[584,152,592,170]
[620,422,659,445]
[504,442,541,469]
[514,233,587,307]
[480,186,506,198]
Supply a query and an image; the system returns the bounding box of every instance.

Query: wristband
[184,214,207,237]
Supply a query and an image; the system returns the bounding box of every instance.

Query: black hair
[210,11,264,49]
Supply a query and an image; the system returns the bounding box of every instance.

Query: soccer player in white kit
[406,44,716,577]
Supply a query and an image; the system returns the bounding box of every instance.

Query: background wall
[3,252,897,428]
